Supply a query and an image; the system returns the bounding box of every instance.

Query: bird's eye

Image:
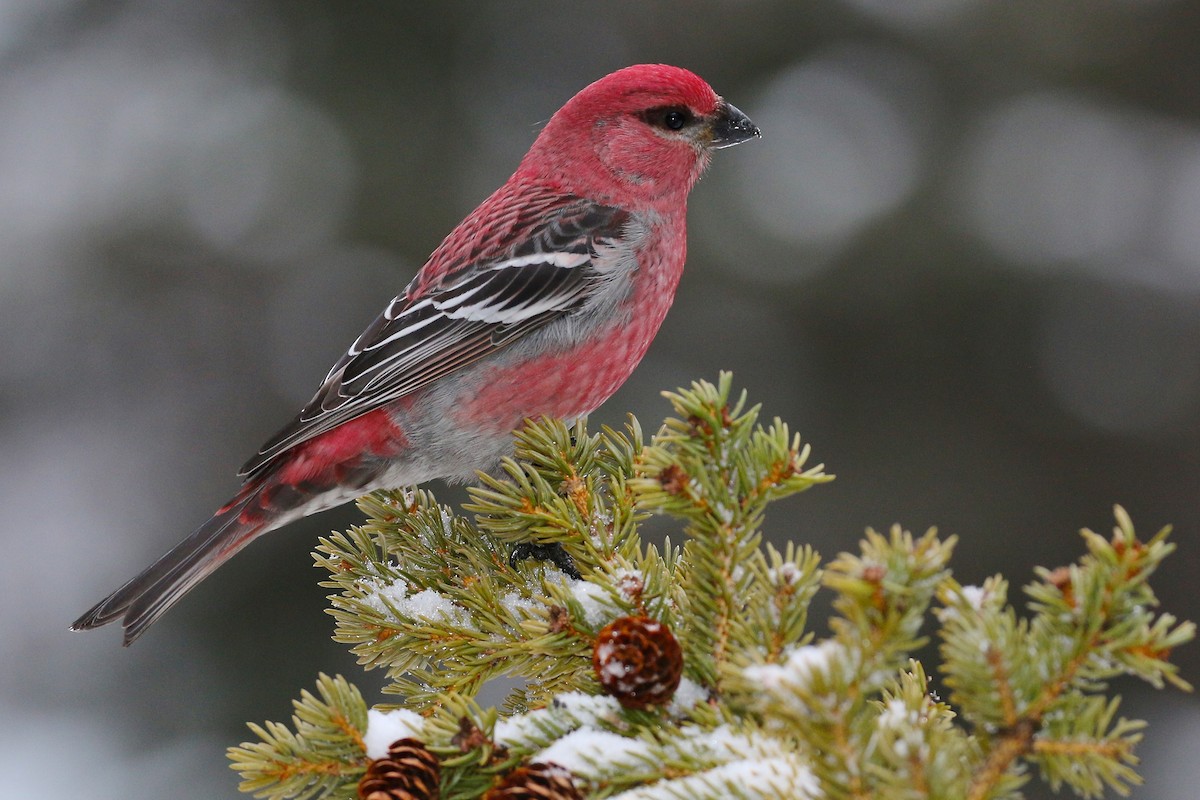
[644,106,694,132]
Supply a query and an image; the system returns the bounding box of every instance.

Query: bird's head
[518,64,760,207]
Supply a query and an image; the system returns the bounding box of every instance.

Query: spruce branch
[731,526,955,800]
[229,376,1192,800]
[938,505,1195,799]
[630,373,831,690]
[228,674,369,800]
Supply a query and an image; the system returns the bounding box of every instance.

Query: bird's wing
[239,197,631,478]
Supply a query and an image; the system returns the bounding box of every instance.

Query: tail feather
[71,490,269,646]
[73,444,393,645]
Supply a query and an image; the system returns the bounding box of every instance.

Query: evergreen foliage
[229,375,1193,800]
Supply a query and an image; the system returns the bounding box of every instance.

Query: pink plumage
[72,64,760,645]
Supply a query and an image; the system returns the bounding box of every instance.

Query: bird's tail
[71,479,298,646]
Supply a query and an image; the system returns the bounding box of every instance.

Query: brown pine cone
[358,737,440,800]
[593,615,683,709]
[484,762,582,800]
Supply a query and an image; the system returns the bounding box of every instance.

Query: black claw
[509,542,581,580]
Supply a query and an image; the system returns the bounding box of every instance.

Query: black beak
[710,101,761,149]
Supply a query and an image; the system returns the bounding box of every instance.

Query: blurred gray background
[2,1,1198,797]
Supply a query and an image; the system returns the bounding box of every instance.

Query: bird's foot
[509,542,581,580]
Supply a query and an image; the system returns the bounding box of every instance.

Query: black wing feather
[239,201,630,478]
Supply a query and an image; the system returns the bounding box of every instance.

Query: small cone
[357,738,440,800]
[484,762,582,800]
[593,615,683,709]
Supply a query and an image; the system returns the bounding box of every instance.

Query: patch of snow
[553,691,623,720]
[668,678,707,716]
[363,708,424,759]
[499,590,543,619]
[570,579,610,627]
[742,640,853,706]
[361,577,470,627]
[405,588,465,622]
[877,698,914,730]
[960,585,987,610]
[769,563,803,586]
[610,757,819,799]
[362,577,408,614]
[493,713,546,748]
[494,692,623,748]
[533,728,644,775]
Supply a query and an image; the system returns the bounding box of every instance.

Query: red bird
[73,64,760,645]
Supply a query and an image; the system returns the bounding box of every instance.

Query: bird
[72,63,761,645]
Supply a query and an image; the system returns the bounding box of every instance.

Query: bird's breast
[451,222,686,432]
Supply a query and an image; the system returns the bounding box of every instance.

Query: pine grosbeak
[73,63,760,644]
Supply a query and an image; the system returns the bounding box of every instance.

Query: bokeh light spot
[1038,285,1200,436]
[736,48,927,250]
[960,92,1155,266]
